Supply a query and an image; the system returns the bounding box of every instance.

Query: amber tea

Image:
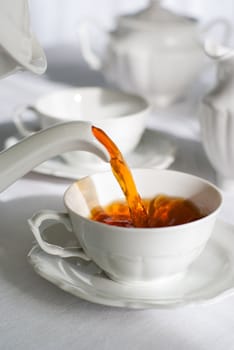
[91,126,203,228]
[90,195,203,228]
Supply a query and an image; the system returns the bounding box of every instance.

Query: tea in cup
[29,169,222,285]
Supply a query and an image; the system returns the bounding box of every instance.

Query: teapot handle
[202,18,232,45]
[78,20,106,70]
[0,121,108,193]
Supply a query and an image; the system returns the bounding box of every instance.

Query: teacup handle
[28,210,90,260]
[13,105,39,137]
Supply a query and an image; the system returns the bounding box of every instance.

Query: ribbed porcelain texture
[104,45,205,107]
[200,102,234,178]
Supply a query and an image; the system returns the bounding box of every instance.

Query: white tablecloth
[0,61,234,350]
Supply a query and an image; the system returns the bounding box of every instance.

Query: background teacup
[29,169,222,285]
[14,87,150,166]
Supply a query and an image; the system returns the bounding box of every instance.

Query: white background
[29,0,234,46]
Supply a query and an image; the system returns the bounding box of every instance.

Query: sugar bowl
[79,0,230,107]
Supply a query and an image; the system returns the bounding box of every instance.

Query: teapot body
[103,27,206,107]
[0,0,46,77]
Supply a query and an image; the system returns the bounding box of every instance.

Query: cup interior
[36,87,149,121]
[65,169,222,223]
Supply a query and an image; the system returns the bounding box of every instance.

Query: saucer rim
[28,220,234,309]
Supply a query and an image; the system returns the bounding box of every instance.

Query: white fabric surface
[0,64,234,349]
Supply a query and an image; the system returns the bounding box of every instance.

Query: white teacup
[14,87,150,165]
[29,169,222,285]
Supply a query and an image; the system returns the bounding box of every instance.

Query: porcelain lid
[118,1,196,32]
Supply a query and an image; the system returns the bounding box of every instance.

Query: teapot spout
[0,121,108,193]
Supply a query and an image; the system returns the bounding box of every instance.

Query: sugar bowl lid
[117,0,197,32]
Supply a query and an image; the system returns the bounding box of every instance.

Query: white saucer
[28,220,234,309]
[5,129,176,179]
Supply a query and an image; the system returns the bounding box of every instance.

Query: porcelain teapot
[79,0,230,107]
[0,0,47,77]
[199,41,234,190]
[0,1,107,193]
